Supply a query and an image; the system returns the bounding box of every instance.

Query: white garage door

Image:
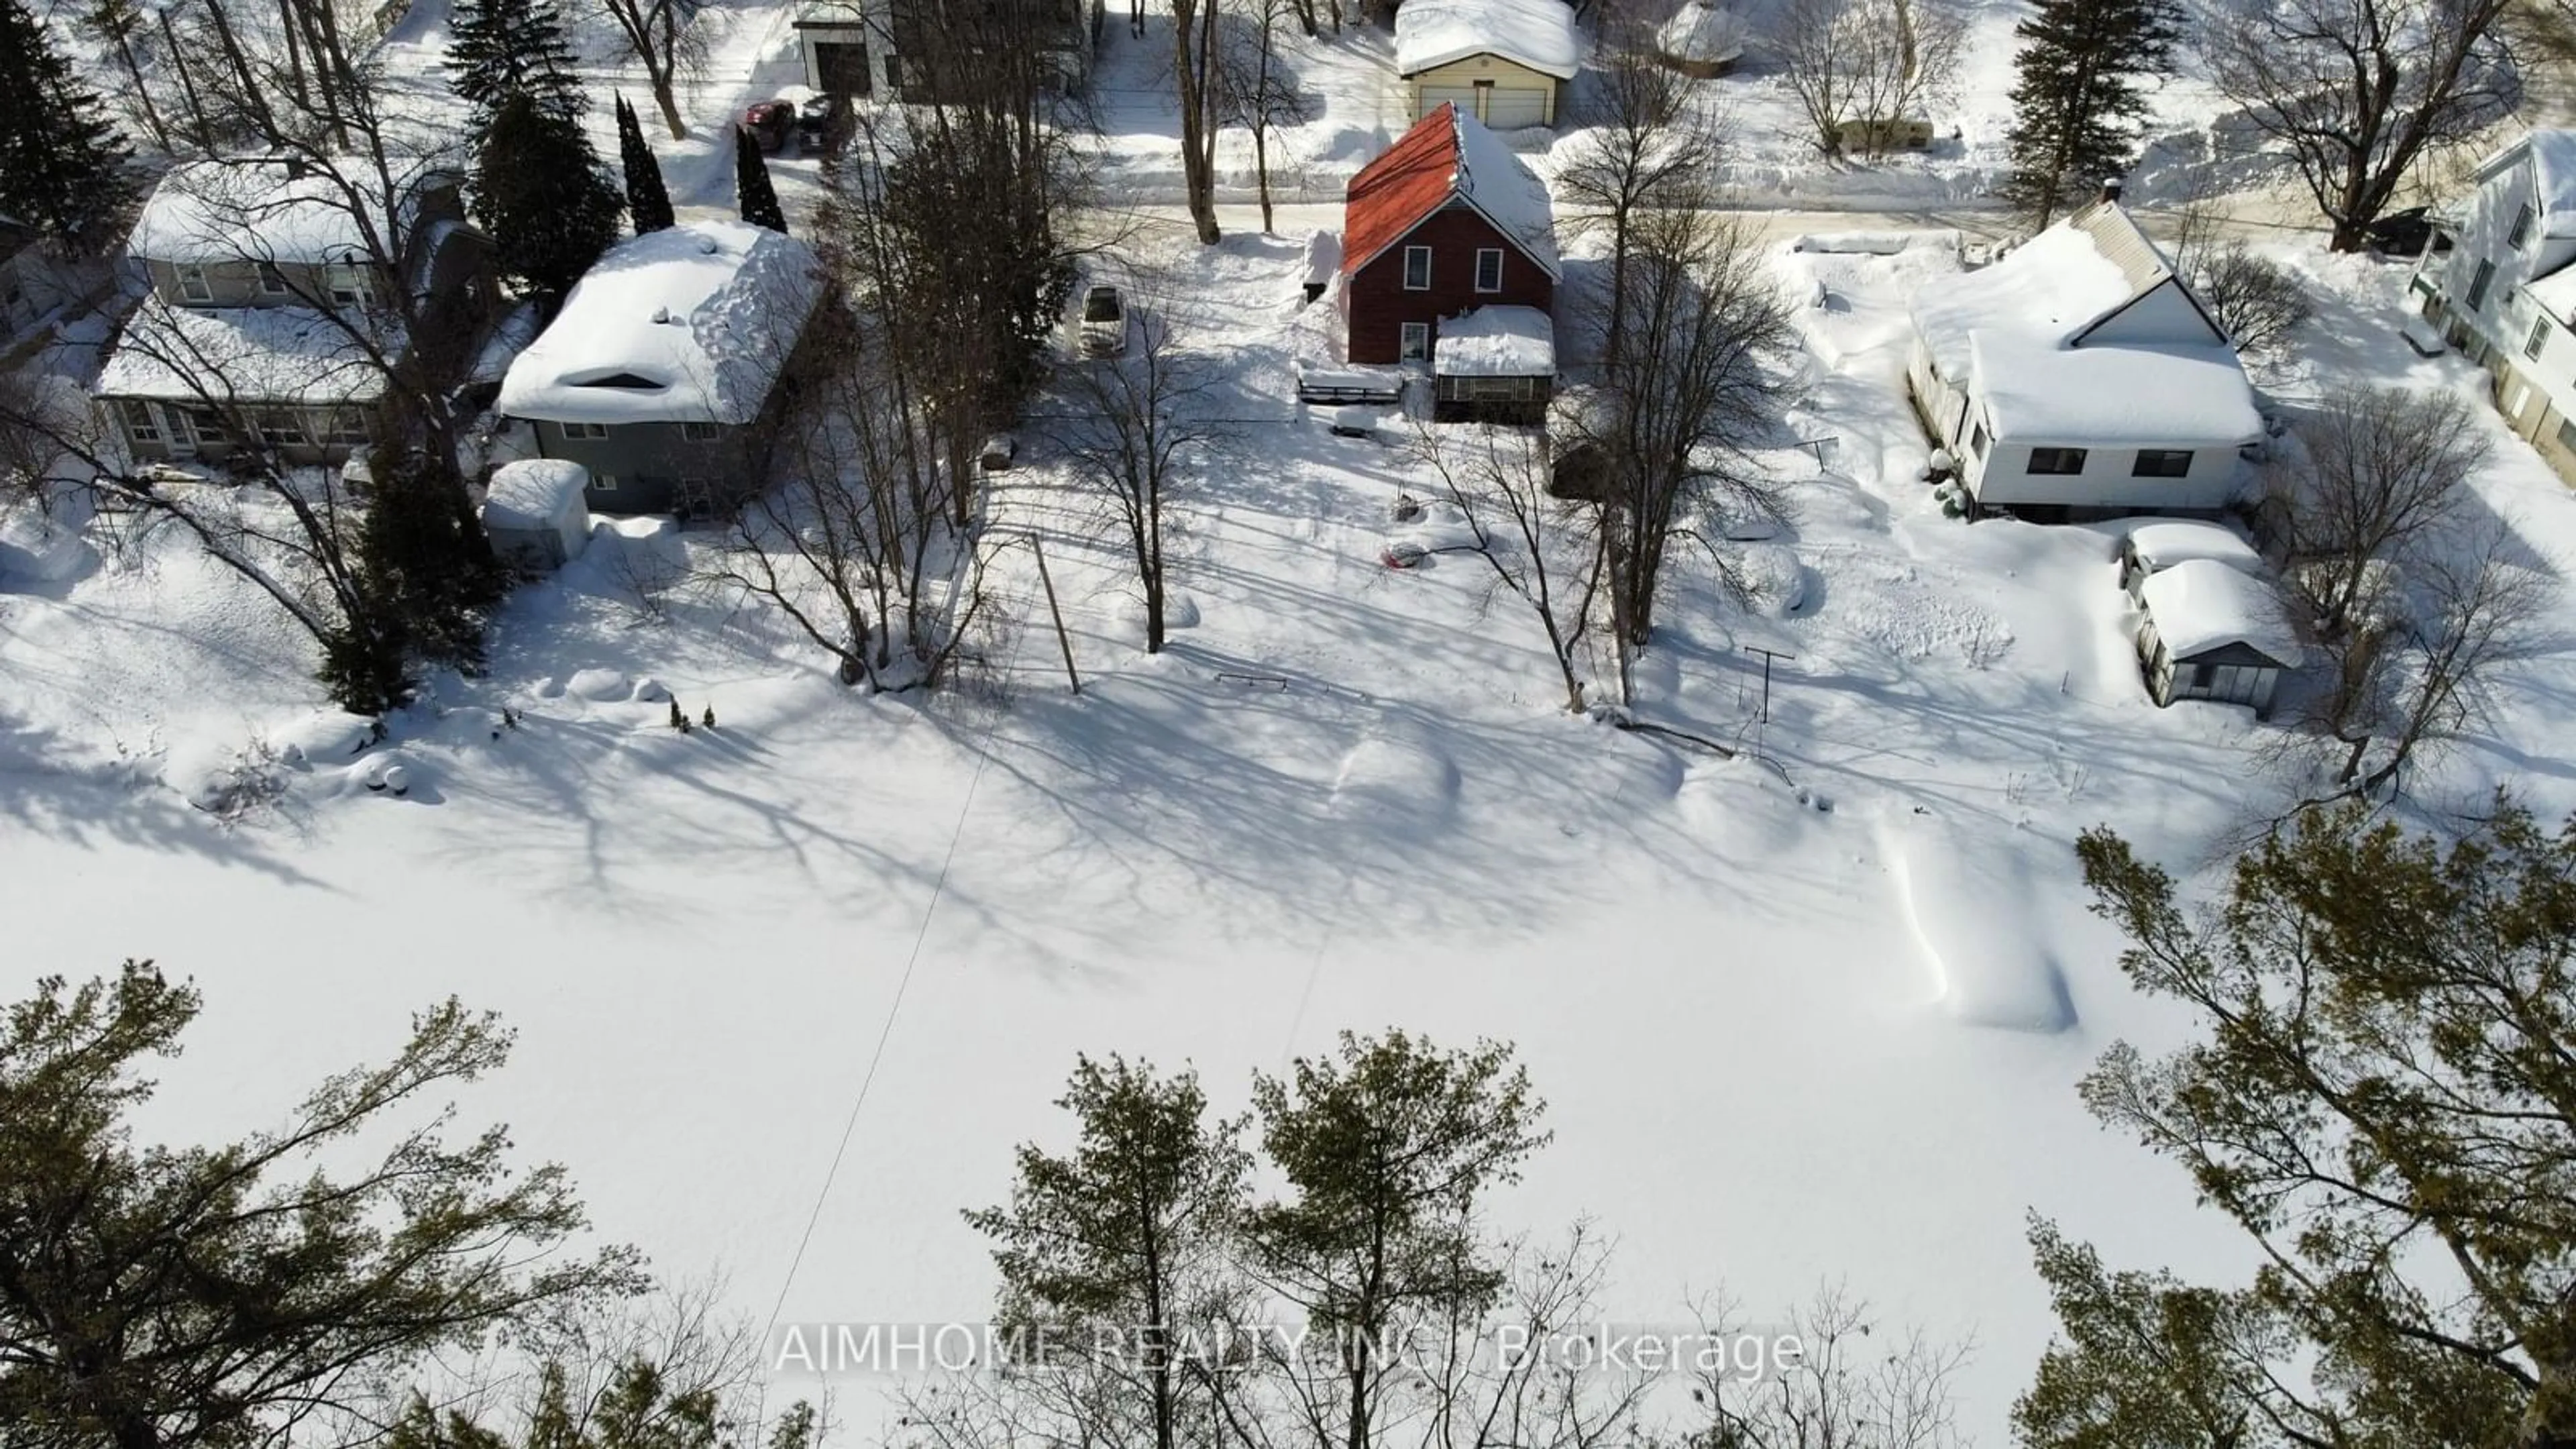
[1479,85,1548,129]
[1417,85,1477,121]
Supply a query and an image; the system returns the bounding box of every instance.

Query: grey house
[496,220,824,517]
[93,157,489,468]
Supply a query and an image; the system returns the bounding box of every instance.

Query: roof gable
[2475,129,2576,244]
[1342,104,1559,280]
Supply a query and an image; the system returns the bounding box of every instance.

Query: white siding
[1970,439,2241,512]
[2422,149,2576,356]
[2079,278,2225,350]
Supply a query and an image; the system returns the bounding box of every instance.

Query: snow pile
[2125,519,2261,576]
[1790,231,1955,256]
[0,506,93,585]
[498,221,823,426]
[1328,735,1461,824]
[1433,306,1554,376]
[1657,2,1748,65]
[1969,335,2264,445]
[125,157,451,264]
[1452,113,1561,275]
[1887,814,2076,1032]
[271,710,375,765]
[2140,558,2300,661]
[566,667,633,701]
[482,459,591,532]
[1393,0,1582,78]
[98,297,392,404]
[1911,221,2149,382]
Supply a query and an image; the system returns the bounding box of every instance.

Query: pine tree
[1999,0,2182,228]
[354,447,506,682]
[445,0,585,124]
[0,0,134,252]
[472,92,623,307]
[616,95,676,235]
[733,125,787,235]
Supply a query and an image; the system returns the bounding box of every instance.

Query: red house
[1341,102,1559,368]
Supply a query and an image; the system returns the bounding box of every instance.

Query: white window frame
[2131,449,2194,478]
[184,408,229,445]
[1472,248,1503,293]
[257,410,307,446]
[1399,321,1430,360]
[2467,258,2498,311]
[561,420,610,441]
[1402,246,1432,291]
[2510,203,2535,251]
[2528,313,2553,360]
[119,400,162,443]
[593,473,620,492]
[327,264,377,308]
[311,408,370,445]
[257,262,290,297]
[2027,446,2088,476]
[177,265,213,303]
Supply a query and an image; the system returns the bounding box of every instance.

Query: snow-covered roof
[126,157,451,266]
[1394,0,1582,80]
[498,220,823,427]
[1914,213,2165,382]
[2528,264,2576,323]
[482,458,590,530]
[1656,1,1746,62]
[1451,110,1559,273]
[2126,520,2261,575]
[2475,128,2576,241]
[1971,335,2263,446]
[95,297,390,405]
[1434,305,1554,376]
[2141,558,2299,663]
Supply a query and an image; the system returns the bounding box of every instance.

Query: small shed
[1655,2,1747,78]
[482,459,594,572]
[1432,305,1554,423]
[2117,519,2262,600]
[2135,558,2298,718]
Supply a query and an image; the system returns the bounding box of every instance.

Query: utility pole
[1745,646,1796,724]
[1025,534,1081,696]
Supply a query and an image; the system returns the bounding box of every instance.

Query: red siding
[1345,207,1554,364]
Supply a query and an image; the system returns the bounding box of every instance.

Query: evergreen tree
[2019,804,2576,1448]
[616,95,675,235]
[445,0,586,124]
[354,446,506,683]
[472,91,623,307]
[1999,0,2182,227]
[733,125,787,235]
[0,0,134,252]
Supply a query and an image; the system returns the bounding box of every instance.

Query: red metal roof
[1342,104,1464,276]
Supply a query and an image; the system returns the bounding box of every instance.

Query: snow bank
[2140,557,2299,662]
[567,667,633,702]
[498,221,822,426]
[1886,814,2076,1032]
[1790,231,1953,256]
[272,710,375,765]
[1393,0,1582,78]
[1656,1,1747,64]
[1328,735,1460,824]
[0,508,93,585]
[1434,306,1554,376]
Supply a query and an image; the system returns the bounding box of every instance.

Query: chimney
[2100,177,2124,204]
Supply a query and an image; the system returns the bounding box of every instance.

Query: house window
[184,409,229,444]
[2133,449,2194,478]
[2467,258,2498,311]
[178,266,212,303]
[2028,446,2088,475]
[2529,313,2553,360]
[885,53,901,89]
[2559,417,2576,453]
[327,266,376,307]
[1399,321,1430,360]
[561,420,610,440]
[117,400,161,443]
[1402,246,1432,290]
[258,263,289,296]
[312,409,370,444]
[1473,248,1503,292]
[1968,422,1989,458]
[257,411,307,445]
[593,473,619,492]
[681,420,720,442]
[2510,203,2535,250]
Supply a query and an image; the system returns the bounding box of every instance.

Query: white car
[1079,285,1126,358]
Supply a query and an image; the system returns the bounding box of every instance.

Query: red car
[742,100,795,154]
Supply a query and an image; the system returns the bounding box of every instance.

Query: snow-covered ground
[18,205,2576,1439]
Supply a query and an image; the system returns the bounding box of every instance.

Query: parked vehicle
[742,100,795,154]
[2365,206,2433,258]
[1079,284,1126,357]
[979,433,1018,471]
[796,93,837,152]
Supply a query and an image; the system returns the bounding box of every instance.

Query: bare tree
[2203,0,2524,252]
[1409,424,1604,714]
[598,0,706,138]
[1769,0,1964,160]
[2271,386,2490,640]
[1218,0,1315,234]
[1689,1285,1972,1449]
[1171,0,1224,243]
[2167,191,2316,361]
[1555,18,1719,374]
[1056,305,1221,654]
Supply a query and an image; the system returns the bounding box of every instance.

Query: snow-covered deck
[1434,306,1554,376]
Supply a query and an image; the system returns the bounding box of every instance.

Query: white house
[1393,0,1580,128]
[2412,129,2576,488]
[2135,557,2299,718]
[1908,197,2263,521]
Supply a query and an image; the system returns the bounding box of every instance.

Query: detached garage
[2135,558,2299,719]
[1395,0,1580,129]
